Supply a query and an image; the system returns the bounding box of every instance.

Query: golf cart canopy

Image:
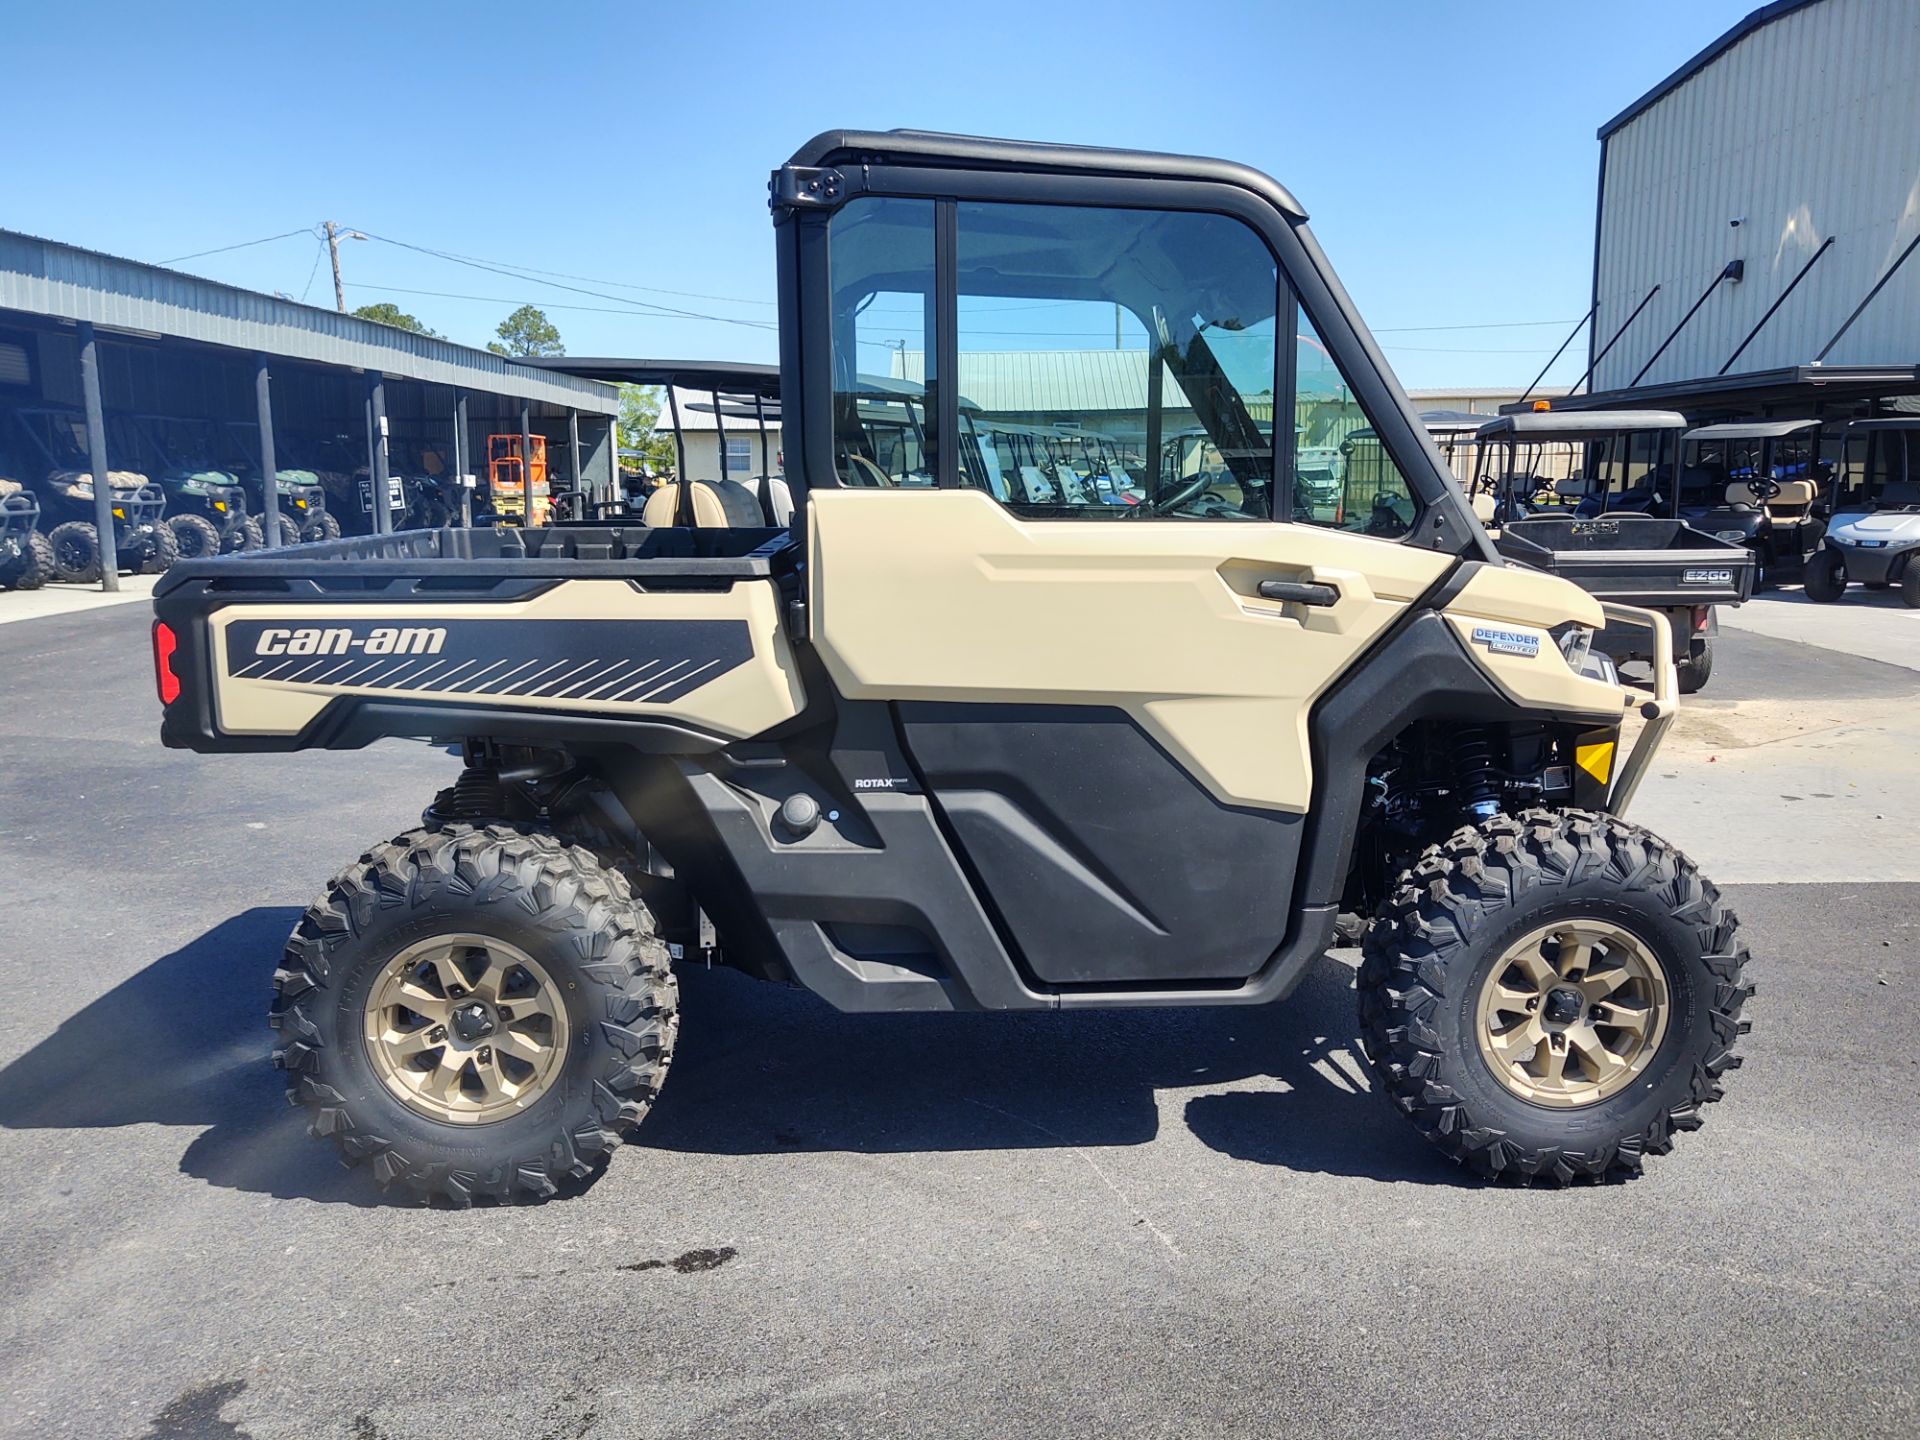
[1682,419,1822,443]
[1846,417,1920,434]
[1416,410,1492,434]
[1476,411,1688,443]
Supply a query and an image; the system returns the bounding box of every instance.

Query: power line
[158,228,315,265]
[357,241,778,308]
[1374,318,1579,333]
[347,229,776,329]
[298,235,327,304]
[345,281,776,328]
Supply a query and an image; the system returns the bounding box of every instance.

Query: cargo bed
[153,524,802,755]
[1494,514,1756,608]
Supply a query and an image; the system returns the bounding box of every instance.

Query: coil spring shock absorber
[424,766,504,824]
[1452,727,1502,821]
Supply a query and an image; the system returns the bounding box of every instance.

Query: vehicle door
[780,161,1468,986]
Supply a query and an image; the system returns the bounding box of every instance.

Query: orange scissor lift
[485,434,549,525]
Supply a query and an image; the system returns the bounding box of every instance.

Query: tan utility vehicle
[152,130,1751,1204]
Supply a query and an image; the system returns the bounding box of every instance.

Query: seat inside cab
[642,476,789,529]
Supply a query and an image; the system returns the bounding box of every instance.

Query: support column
[453,390,471,527]
[76,321,119,592]
[568,408,583,513]
[254,355,282,545]
[369,373,391,535]
[519,401,534,525]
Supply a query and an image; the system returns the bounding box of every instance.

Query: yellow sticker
[1575,740,1615,784]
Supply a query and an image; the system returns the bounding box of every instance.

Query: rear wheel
[266,514,300,547]
[167,513,222,561]
[272,824,677,1205]
[1802,547,1846,602]
[1676,637,1713,694]
[48,521,101,583]
[1358,809,1751,1185]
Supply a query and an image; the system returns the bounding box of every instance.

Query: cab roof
[784,129,1307,223]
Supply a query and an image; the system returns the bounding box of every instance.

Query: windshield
[1840,429,1920,512]
[1474,432,1676,519]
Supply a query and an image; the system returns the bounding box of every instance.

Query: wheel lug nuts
[428,1025,447,1043]
[477,1045,492,1062]
[1526,997,1540,1011]
[497,1006,513,1021]
[447,984,466,999]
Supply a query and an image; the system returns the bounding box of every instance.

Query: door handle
[1257,579,1340,607]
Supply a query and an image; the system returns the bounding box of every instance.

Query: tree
[617,383,680,473]
[487,305,564,357]
[351,302,442,338]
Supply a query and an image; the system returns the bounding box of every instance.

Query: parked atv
[157,467,293,558]
[1805,417,1920,606]
[34,469,175,581]
[256,468,340,543]
[0,478,54,591]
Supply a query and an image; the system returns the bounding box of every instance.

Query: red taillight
[1693,605,1710,633]
[152,620,180,705]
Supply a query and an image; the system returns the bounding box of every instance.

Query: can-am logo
[1682,569,1733,586]
[251,626,446,657]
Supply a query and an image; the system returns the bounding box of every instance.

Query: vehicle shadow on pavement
[642,955,1462,1186]
[0,906,384,1206]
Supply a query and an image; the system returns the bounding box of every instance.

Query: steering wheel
[841,454,895,488]
[1746,475,1781,502]
[1136,469,1215,516]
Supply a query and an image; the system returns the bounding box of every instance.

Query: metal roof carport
[0,228,619,588]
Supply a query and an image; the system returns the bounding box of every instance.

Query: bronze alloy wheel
[362,933,570,1124]
[1473,921,1670,1109]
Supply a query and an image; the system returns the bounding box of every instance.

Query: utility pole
[325,221,347,312]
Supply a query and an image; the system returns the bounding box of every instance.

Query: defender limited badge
[1470,625,1541,658]
[1682,568,1734,586]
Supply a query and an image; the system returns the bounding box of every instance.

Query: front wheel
[273,825,677,1204]
[135,519,178,574]
[48,521,101,583]
[1802,547,1846,602]
[1358,810,1751,1185]
[302,510,342,543]
[167,513,223,561]
[0,531,54,590]
[1901,562,1920,609]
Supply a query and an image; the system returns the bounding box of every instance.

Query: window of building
[723,437,754,474]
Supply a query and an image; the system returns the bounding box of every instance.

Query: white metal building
[1586,0,1920,410]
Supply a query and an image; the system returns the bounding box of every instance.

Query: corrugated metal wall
[1594,0,1920,390]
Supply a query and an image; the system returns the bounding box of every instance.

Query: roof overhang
[528,357,780,395]
[1537,365,1920,416]
[0,229,617,414]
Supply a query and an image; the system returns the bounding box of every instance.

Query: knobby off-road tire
[48,521,101,583]
[166,513,222,561]
[1358,809,1752,1185]
[302,510,342,543]
[223,515,266,553]
[271,824,678,1205]
[0,531,54,590]
[136,519,178,575]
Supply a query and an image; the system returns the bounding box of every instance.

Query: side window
[955,202,1276,519]
[1291,317,1416,538]
[827,197,937,488]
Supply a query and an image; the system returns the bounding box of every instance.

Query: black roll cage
[770,129,1494,562]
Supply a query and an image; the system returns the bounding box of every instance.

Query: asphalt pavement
[0,605,1915,1439]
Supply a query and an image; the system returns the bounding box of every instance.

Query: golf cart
[1473,410,1755,693]
[1805,416,1920,606]
[7,408,175,580]
[0,477,54,590]
[153,128,1749,1203]
[1675,419,1829,589]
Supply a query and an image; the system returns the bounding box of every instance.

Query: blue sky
[5,0,1759,390]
